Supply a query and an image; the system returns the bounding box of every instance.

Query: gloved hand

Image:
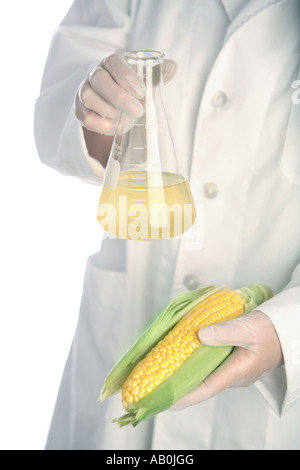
[174,311,284,409]
[75,52,177,136]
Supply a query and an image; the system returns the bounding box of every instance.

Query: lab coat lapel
[224,0,288,41]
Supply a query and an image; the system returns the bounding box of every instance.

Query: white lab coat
[34,0,300,450]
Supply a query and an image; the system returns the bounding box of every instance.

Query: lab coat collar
[222,0,288,41]
[221,0,249,21]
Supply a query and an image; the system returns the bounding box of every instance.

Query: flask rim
[124,50,165,65]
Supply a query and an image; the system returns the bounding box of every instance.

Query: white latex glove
[75,52,177,136]
[174,311,284,409]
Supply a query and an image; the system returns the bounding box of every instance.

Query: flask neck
[124,51,164,88]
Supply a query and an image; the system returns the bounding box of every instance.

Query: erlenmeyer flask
[97,50,196,240]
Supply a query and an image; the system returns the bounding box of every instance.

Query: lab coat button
[183,274,201,290]
[211,91,228,108]
[202,182,219,199]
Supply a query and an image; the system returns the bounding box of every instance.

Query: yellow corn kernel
[121,288,246,409]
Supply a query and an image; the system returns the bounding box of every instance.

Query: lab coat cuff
[62,102,106,186]
[254,284,300,416]
[254,366,287,416]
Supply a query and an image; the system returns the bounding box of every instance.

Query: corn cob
[99,284,272,427]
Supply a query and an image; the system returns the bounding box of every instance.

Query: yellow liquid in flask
[97,171,196,240]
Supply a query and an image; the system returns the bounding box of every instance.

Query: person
[34,0,300,450]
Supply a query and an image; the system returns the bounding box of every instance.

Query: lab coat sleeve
[254,262,300,416]
[34,0,131,185]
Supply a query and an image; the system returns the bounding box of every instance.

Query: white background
[0,1,104,450]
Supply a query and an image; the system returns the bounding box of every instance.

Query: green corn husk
[98,283,273,427]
